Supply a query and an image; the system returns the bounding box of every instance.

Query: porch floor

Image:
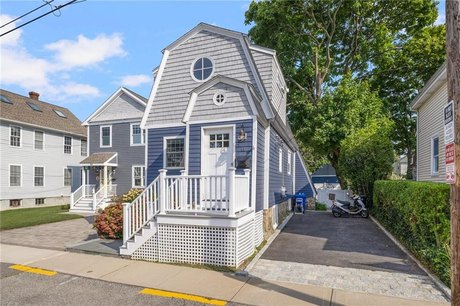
[164,209,253,218]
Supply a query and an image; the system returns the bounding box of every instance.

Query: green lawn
[0,205,83,230]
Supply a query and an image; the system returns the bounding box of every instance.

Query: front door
[202,127,234,204]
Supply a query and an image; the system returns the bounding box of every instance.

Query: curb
[370,215,451,301]
[244,212,293,273]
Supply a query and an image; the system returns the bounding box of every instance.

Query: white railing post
[92,190,97,211]
[228,167,236,217]
[123,203,129,243]
[70,192,74,209]
[180,170,187,210]
[159,169,167,214]
[244,169,251,209]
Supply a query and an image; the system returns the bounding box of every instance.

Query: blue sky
[0,0,445,121]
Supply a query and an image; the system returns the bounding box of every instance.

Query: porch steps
[120,219,157,256]
[69,198,95,213]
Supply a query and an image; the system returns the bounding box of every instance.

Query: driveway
[0,216,98,250]
[249,212,448,302]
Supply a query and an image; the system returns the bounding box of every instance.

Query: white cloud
[120,74,151,87]
[434,14,445,25]
[45,33,127,70]
[0,15,125,102]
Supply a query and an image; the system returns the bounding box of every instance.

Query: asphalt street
[0,262,244,306]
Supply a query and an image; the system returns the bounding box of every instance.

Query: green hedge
[372,180,451,286]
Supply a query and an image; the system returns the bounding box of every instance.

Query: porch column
[159,169,168,214]
[228,167,236,217]
[82,167,87,197]
[180,170,187,210]
[244,169,251,209]
[104,165,108,198]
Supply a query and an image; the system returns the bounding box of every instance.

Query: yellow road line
[140,288,227,305]
[9,264,57,276]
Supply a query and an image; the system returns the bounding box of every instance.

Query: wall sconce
[238,124,247,142]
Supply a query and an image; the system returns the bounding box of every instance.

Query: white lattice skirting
[131,212,265,267]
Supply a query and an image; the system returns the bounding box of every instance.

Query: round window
[191,57,214,81]
[213,93,226,106]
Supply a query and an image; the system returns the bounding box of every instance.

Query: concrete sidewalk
[0,243,450,306]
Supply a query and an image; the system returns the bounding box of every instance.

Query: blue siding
[147,126,186,182]
[295,151,315,198]
[88,123,145,195]
[256,121,265,212]
[268,128,293,206]
[188,119,253,175]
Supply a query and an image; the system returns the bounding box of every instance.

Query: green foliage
[0,205,82,230]
[372,180,451,286]
[94,203,123,239]
[315,202,328,211]
[122,188,143,203]
[338,118,394,200]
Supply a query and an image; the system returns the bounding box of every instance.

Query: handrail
[70,184,95,209]
[93,184,107,211]
[123,176,160,243]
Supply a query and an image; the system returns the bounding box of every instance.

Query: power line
[0,0,54,29]
[0,0,83,38]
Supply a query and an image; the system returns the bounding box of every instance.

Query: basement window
[9,199,21,207]
[35,198,45,205]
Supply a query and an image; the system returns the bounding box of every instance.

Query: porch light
[238,124,247,142]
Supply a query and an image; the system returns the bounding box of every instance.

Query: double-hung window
[64,168,72,187]
[64,136,72,154]
[431,136,439,175]
[34,131,44,150]
[165,137,185,168]
[10,126,21,147]
[131,124,144,145]
[81,139,87,156]
[9,165,21,187]
[100,126,112,147]
[132,166,145,188]
[34,166,44,187]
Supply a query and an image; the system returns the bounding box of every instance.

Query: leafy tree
[338,118,394,201]
[245,0,442,181]
[290,75,386,186]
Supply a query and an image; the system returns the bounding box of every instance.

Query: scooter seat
[337,200,351,206]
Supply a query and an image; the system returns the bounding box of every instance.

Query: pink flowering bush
[94,203,123,239]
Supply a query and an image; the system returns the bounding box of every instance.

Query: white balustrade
[70,184,95,209]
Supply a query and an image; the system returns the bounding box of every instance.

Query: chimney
[29,91,39,100]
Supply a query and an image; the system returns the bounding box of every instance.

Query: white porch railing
[122,168,251,243]
[123,176,160,243]
[70,184,95,209]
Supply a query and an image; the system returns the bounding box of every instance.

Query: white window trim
[431,135,439,175]
[287,150,292,175]
[63,135,72,155]
[80,139,87,156]
[190,56,215,82]
[132,165,146,188]
[213,92,226,106]
[9,125,21,148]
[100,125,112,148]
[279,147,283,173]
[163,136,186,169]
[64,167,73,187]
[130,123,145,146]
[9,164,22,187]
[34,165,45,187]
[33,130,45,151]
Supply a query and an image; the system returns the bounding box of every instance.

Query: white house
[410,63,447,182]
[0,89,86,210]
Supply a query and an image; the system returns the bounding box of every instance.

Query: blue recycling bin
[294,192,307,213]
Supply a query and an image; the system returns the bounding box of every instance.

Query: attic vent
[27,101,42,112]
[53,109,67,118]
[0,95,12,104]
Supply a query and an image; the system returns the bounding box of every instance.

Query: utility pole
[447,0,460,305]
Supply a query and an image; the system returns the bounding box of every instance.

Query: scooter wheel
[360,210,369,218]
[333,211,341,218]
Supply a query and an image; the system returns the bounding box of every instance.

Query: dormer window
[191,57,214,81]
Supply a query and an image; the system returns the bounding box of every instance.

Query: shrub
[316,202,328,211]
[122,188,143,203]
[94,203,123,239]
[372,180,451,286]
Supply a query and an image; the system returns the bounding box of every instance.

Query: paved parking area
[249,212,448,302]
[0,216,98,250]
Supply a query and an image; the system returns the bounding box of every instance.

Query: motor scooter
[331,194,369,218]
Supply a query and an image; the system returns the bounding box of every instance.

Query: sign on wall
[444,101,455,184]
